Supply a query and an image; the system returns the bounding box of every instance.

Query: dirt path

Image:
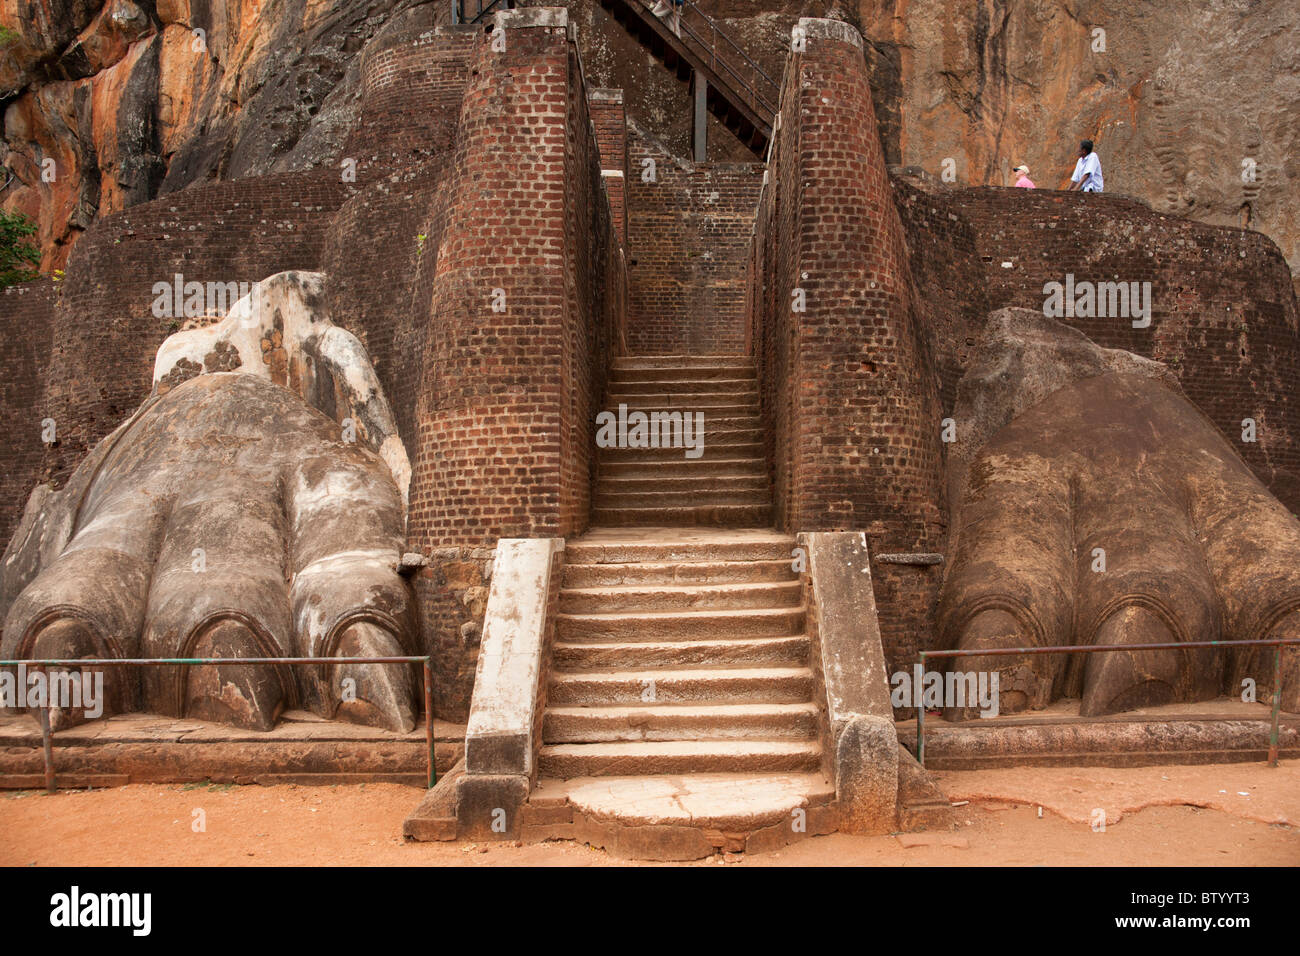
[2,762,1297,866]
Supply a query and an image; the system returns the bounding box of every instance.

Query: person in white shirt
[1068,139,1103,192]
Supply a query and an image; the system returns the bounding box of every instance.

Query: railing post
[1268,644,1282,767]
[39,705,56,795]
[693,72,708,163]
[425,656,437,788]
[916,651,926,767]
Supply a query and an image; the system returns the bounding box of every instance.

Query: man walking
[1012,164,1035,188]
[1068,140,1103,192]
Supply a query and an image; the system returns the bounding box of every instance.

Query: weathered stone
[941,315,1300,716]
[462,538,563,778]
[455,772,529,841]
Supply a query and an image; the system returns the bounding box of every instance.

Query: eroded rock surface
[5,1,1298,277]
[939,310,1300,717]
[1,279,419,733]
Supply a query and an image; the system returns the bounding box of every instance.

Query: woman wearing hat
[1012,164,1035,188]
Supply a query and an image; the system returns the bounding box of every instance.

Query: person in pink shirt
[1012,164,1035,188]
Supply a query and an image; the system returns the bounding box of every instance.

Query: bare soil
[2,762,1296,866]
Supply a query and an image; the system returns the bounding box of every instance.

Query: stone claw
[330,621,418,733]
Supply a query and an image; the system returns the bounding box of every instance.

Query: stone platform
[899,697,1299,769]
[0,711,465,789]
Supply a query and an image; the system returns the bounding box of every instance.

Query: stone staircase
[594,355,772,527]
[511,355,834,858]
[526,533,831,853]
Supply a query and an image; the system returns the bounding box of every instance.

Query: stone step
[552,634,809,670]
[593,488,771,510]
[559,580,801,614]
[606,390,760,406]
[598,441,763,463]
[592,503,773,527]
[614,355,751,370]
[533,772,836,835]
[598,457,767,478]
[607,400,759,416]
[611,366,756,384]
[595,473,769,495]
[596,426,759,446]
[626,414,759,433]
[542,701,820,743]
[537,739,822,777]
[689,427,763,445]
[606,377,756,395]
[547,666,815,706]
[558,606,804,642]
[563,536,795,566]
[562,558,795,587]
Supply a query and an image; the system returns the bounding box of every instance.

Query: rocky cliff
[2,0,1298,279]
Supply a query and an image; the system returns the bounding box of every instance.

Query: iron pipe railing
[914,638,1299,768]
[638,0,779,121]
[2,656,437,794]
[453,0,512,25]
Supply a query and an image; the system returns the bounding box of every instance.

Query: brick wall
[0,280,59,544]
[748,19,947,675]
[404,11,625,717]
[627,123,763,354]
[32,171,352,494]
[562,51,628,536]
[351,25,480,170]
[588,88,628,247]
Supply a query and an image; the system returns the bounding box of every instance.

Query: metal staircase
[599,0,777,158]
[452,0,514,24]
[453,0,776,158]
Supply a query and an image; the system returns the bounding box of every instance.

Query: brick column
[588,88,628,247]
[409,8,574,550]
[752,17,947,672]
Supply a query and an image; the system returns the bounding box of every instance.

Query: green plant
[0,26,19,47]
[0,209,40,288]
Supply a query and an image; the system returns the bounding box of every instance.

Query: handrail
[4,654,437,793]
[913,637,1300,768]
[453,0,512,25]
[636,0,778,123]
[677,0,779,111]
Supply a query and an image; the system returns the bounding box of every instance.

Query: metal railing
[3,655,437,794]
[452,0,513,25]
[915,638,1299,768]
[639,0,779,123]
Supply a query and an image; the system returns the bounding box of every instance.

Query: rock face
[939,310,1300,717]
[1,0,428,270]
[5,0,1294,277]
[4,0,1298,275]
[858,0,1300,281]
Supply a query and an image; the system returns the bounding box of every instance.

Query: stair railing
[452,0,514,25]
[644,0,779,121]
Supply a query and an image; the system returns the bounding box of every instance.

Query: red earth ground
[1,762,1296,866]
